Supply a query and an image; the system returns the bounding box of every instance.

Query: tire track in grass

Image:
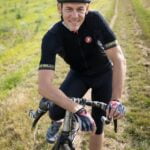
[117,0,150,148]
[103,0,129,149]
[104,0,150,149]
[110,0,119,29]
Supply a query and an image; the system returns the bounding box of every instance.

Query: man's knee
[39,98,66,121]
[95,123,104,134]
[92,110,105,135]
[48,104,66,121]
[93,116,104,134]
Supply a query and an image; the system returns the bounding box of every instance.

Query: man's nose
[72,10,79,18]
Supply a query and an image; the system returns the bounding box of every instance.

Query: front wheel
[59,144,73,150]
[52,143,74,150]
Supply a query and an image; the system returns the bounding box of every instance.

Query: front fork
[52,111,75,150]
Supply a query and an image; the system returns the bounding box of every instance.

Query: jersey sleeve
[39,31,58,70]
[92,11,118,50]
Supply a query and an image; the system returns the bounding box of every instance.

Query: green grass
[0,56,39,101]
[91,0,116,21]
[0,0,59,101]
[131,0,150,43]
[1,0,149,149]
[0,0,117,149]
[0,0,58,49]
[113,0,150,149]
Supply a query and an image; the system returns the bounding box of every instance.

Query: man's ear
[57,3,62,14]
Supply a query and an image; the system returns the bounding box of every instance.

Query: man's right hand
[39,98,52,111]
[74,108,95,132]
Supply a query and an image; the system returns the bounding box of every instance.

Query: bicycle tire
[52,143,73,150]
[59,144,73,150]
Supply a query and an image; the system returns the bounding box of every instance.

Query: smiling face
[58,3,89,32]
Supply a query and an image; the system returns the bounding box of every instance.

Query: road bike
[29,98,112,150]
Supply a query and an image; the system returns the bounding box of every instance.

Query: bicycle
[29,98,113,150]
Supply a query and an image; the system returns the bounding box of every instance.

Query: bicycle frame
[52,111,76,150]
[52,98,110,150]
[29,98,111,150]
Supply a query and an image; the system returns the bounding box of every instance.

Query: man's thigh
[91,70,112,134]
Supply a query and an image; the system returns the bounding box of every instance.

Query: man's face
[60,3,89,32]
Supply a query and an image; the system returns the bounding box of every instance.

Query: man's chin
[70,27,79,32]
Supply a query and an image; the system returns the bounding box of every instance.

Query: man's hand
[106,100,125,120]
[74,108,95,132]
[39,98,52,111]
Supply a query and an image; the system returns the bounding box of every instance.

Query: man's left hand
[106,100,125,120]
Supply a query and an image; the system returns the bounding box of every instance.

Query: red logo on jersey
[84,36,92,44]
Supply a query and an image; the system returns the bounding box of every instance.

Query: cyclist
[38,0,126,149]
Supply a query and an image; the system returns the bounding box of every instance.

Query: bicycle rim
[60,144,72,150]
[52,144,72,150]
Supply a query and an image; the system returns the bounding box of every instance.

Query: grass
[91,0,116,21]
[131,0,150,44]
[0,56,39,101]
[0,0,117,149]
[113,0,150,149]
[0,0,59,101]
[0,0,149,149]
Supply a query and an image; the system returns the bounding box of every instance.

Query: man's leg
[90,105,106,150]
[47,70,88,143]
[89,133,104,150]
[46,120,63,143]
[89,70,112,149]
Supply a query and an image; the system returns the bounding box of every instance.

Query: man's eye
[77,8,85,13]
[65,8,72,12]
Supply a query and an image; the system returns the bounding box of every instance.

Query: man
[38,0,126,149]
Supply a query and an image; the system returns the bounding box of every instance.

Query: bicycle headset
[57,0,91,3]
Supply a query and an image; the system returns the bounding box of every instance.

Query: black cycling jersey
[39,11,117,76]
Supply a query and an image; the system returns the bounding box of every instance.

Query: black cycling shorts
[47,69,112,134]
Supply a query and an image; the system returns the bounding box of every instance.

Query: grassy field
[0,0,149,149]
[131,0,150,43]
[113,0,150,149]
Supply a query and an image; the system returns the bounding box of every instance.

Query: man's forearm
[112,58,126,100]
[38,82,82,113]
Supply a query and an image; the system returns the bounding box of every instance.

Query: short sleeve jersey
[39,11,117,76]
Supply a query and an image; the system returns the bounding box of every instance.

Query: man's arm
[38,69,95,131]
[38,70,82,113]
[105,45,126,119]
[106,45,126,100]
